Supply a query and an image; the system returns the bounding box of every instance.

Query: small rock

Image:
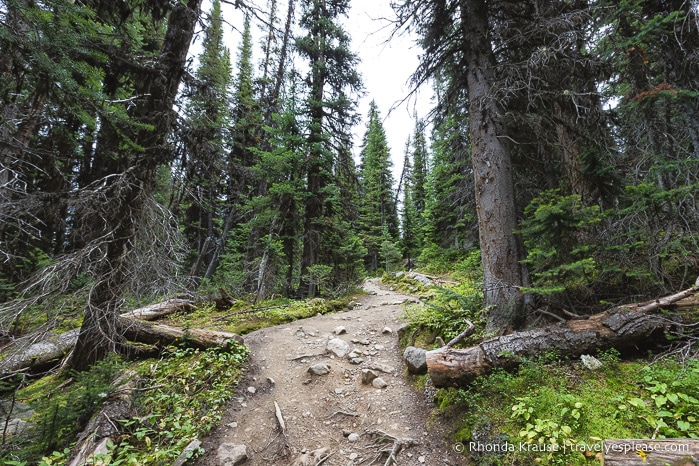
[581,354,603,370]
[418,455,426,463]
[403,346,427,374]
[352,338,371,345]
[334,325,347,335]
[348,349,363,358]
[368,362,395,374]
[374,344,385,351]
[361,369,379,385]
[326,338,352,358]
[335,388,344,394]
[382,327,392,334]
[348,433,360,442]
[217,443,248,466]
[350,357,365,365]
[172,439,202,466]
[247,386,256,394]
[293,447,330,466]
[227,422,238,428]
[372,377,388,389]
[308,363,331,376]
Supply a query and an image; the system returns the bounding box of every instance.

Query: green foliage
[402,282,485,346]
[102,344,248,464]
[439,356,699,465]
[420,114,476,256]
[400,119,429,261]
[358,101,400,272]
[615,362,699,439]
[518,189,604,297]
[1,356,126,463]
[304,264,334,296]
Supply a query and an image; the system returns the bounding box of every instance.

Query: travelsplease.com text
[454,440,691,455]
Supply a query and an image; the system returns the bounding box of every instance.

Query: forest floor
[196,278,467,466]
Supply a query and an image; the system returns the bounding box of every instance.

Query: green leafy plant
[620,364,699,438]
[105,343,250,464]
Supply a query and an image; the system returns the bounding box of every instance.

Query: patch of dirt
[196,278,467,466]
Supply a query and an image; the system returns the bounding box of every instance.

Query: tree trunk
[459,0,528,333]
[602,439,699,466]
[69,0,203,371]
[1,303,239,376]
[417,283,698,388]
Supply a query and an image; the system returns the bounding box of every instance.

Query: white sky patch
[345,0,433,178]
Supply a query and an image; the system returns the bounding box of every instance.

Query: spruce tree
[176,0,232,280]
[358,100,399,272]
[295,0,362,296]
[421,113,476,259]
[399,139,420,266]
[400,119,429,263]
[203,16,263,282]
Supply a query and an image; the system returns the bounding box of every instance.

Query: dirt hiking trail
[196,278,467,466]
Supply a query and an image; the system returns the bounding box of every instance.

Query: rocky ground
[196,278,467,466]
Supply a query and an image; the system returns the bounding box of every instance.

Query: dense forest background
[1,0,698,369]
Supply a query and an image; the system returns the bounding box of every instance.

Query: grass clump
[169,296,352,336]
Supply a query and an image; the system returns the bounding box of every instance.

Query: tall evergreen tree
[203,16,263,282]
[176,0,232,280]
[399,138,420,265]
[411,119,429,220]
[358,100,399,272]
[295,0,362,296]
[400,118,432,264]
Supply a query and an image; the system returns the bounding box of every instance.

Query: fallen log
[118,298,194,321]
[68,370,140,466]
[602,439,699,465]
[1,305,242,376]
[0,329,79,375]
[418,282,698,388]
[117,316,243,349]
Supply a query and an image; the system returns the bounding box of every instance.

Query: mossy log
[601,439,699,465]
[1,301,241,375]
[117,316,243,349]
[416,283,698,388]
[0,329,80,375]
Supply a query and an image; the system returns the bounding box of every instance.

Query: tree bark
[419,283,698,388]
[602,439,699,466]
[459,0,528,333]
[0,329,80,375]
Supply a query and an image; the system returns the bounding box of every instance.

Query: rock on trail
[196,278,465,466]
